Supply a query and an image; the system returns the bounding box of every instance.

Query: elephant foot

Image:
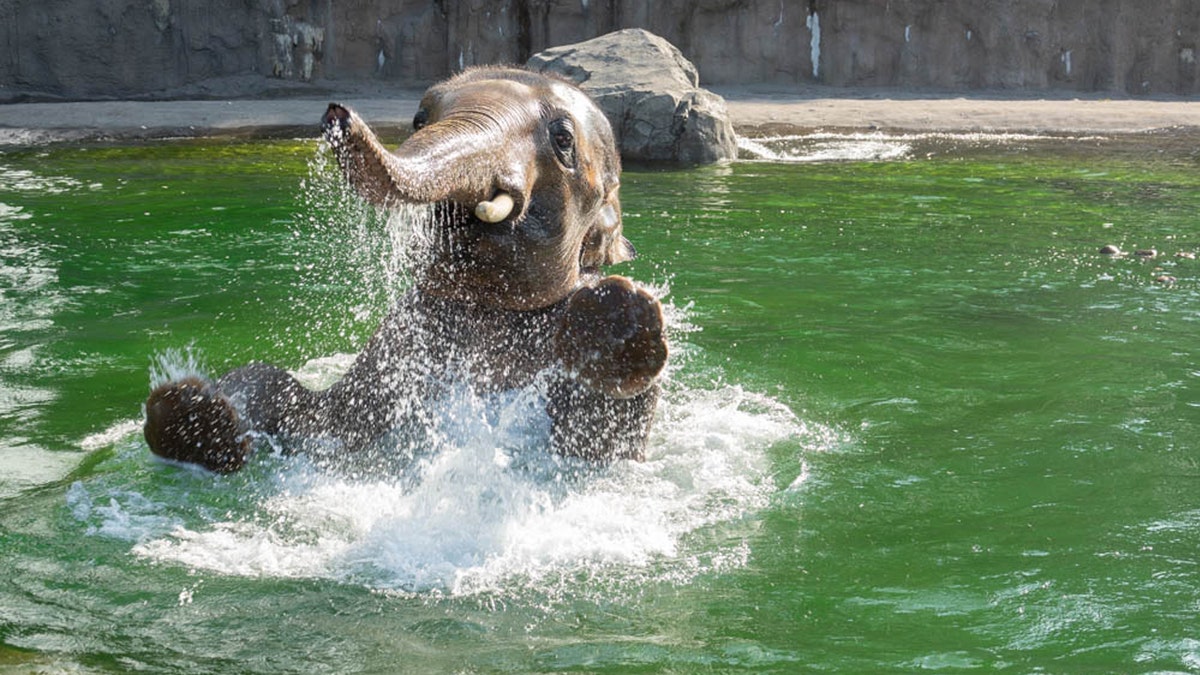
[143,377,250,474]
[554,276,668,399]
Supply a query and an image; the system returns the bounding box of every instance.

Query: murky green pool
[1,133,1198,672]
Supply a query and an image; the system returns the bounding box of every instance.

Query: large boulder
[528,29,737,165]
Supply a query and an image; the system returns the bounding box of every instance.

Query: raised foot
[143,377,250,474]
[554,276,668,399]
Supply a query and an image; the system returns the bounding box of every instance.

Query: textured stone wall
[2,0,1196,101]
[1,0,268,99]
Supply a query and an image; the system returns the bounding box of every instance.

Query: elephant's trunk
[322,103,524,221]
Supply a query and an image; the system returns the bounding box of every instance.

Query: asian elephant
[142,66,668,473]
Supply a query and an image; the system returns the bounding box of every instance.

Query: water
[1,133,1199,672]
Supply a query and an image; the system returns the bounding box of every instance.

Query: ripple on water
[0,192,71,497]
[0,164,89,194]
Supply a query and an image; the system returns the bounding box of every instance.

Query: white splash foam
[289,352,356,390]
[80,419,144,451]
[67,481,184,542]
[115,378,810,596]
[738,130,1114,163]
[739,133,912,163]
[149,344,209,388]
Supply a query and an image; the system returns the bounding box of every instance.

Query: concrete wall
[2,0,1197,101]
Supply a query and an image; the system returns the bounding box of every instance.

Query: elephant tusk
[474,192,515,223]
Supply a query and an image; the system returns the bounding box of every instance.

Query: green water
[1,135,1199,673]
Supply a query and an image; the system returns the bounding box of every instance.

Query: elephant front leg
[549,276,668,461]
[143,363,321,473]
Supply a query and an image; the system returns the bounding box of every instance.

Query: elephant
[142,66,668,473]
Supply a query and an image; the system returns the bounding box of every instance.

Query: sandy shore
[0,84,1196,145]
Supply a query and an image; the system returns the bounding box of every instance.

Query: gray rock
[528,29,737,165]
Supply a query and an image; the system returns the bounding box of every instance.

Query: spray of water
[285,145,436,352]
[148,343,207,388]
[82,370,813,597]
[71,141,828,598]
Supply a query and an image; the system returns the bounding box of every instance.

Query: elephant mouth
[421,192,576,310]
[420,199,541,305]
[431,191,524,238]
[427,198,524,266]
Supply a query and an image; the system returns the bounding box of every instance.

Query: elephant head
[322,66,635,310]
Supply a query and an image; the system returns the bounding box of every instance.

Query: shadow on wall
[0,0,1196,101]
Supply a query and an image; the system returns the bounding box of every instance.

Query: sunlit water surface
[0,134,1198,672]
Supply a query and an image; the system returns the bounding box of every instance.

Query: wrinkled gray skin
[143,66,668,473]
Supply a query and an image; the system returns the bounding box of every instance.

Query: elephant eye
[412,109,429,131]
[549,118,576,167]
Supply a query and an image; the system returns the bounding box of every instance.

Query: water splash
[288,144,435,345]
[73,347,820,597]
[738,131,1113,163]
[66,141,828,599]
[739,132,913,163]
[148,343,208,388]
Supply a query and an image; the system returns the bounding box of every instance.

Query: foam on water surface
[738,131,1113,163]
[71,349,819,597]
[738,132,911,163]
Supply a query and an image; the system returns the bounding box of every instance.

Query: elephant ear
[580,193,636,269]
